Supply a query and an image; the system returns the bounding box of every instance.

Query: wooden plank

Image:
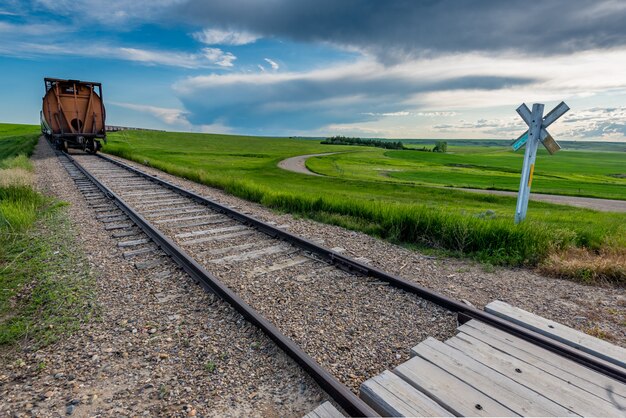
[182,230,255,246]
[136,199,188,208]
[176,225,247,239]
[209,245,289,264]
[394,354,517,417]
[360,370,452,417]
[413,338,575,416]
[154,214,221,224]
[302,401,344,418]
[100,216,128,223]
[485,300,626,369]
[142,205,200,215]
[460,321,626,401]
[117,238,150,248]
[104,223,132,230]
[112,230,141,238]
[169,219,229,229]
[446,334,621,416]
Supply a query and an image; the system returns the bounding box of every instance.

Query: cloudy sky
[2,0,626,140]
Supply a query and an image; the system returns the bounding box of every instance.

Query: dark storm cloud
[176,72,534,131]
[173,0,626,60]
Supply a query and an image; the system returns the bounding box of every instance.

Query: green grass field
[0,123,95,347]
[102,129,626,282]
[307,145,626,200]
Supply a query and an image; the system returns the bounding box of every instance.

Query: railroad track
[55,148,626,416]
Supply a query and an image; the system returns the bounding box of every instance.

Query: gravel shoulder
[0,139,327,417]
[112,152,626,349]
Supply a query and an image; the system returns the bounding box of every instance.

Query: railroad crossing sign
[512,101,569,224]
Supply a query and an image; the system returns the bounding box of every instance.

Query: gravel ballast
[0,139,327,417]
[99,152,626,349]
[73,154,459,393]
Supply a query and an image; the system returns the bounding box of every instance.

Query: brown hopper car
[41,78,106,153]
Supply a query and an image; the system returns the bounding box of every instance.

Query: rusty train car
[41,78,106,153]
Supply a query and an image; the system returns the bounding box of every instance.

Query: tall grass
[0,128,94,347]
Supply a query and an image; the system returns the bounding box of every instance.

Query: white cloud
[202,47,236,67]
[0,21,67,35]
[173,47,626,139]
[264,58,279,71]
[0,40,237,69]
[416,111,458,117]
[193,28,260,45]
[363,111,410,116]
[560,107,626,139]
[110,101,190,127]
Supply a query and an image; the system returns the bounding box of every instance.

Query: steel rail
[61,151,378,417]
[92,152,626,384]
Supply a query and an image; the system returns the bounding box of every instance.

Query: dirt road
[277,153,626,212]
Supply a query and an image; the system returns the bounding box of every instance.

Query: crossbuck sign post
[512,101,569,224]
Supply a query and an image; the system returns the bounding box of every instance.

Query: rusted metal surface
[41,78,106,152]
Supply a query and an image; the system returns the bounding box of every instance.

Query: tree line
[320,136,447,152]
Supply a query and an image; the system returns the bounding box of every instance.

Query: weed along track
[56,148,626,415]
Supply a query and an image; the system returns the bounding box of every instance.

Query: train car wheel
[87,138,97,154]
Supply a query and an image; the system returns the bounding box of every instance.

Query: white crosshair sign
[512,101,569,224]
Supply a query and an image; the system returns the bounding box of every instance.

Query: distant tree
[432,141,448,153]
[321,136,406,150]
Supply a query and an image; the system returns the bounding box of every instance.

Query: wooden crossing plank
[413,337,575,416]
[446,333,621,416]
[460,320,626,401]
[394,354,516,417]
[182,230,255,246]
[360,370,452,417]
[209,244,289,264]
[485,300,626,369]
[175,225,246,239]
[302,401,344,418]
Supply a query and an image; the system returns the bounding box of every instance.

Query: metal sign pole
[512,101,568,224]
[514,103,544,224]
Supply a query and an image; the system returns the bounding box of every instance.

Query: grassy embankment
[0,123,95,348]
[308,145,626,200]
[104,130,625,284]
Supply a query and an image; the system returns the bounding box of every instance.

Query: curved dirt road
[277,152,340,176]
[277,153,626,212]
